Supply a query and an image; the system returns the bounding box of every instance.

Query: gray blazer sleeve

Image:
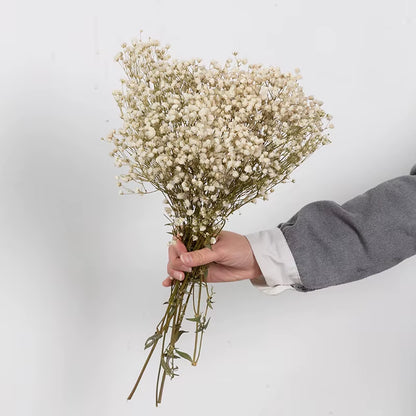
[278,163,416,291]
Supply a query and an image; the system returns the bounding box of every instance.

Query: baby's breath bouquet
[103,31,333,406]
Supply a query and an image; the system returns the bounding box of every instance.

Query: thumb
[180,247,218,267]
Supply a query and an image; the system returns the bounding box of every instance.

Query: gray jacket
[278,163,416,292]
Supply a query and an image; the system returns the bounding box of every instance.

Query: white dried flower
[174,217,185,226]
[145,127,156,139]
[259,85,269,100]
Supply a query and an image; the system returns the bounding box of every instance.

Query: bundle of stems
[127,232,215,406]
[103,30,333,405]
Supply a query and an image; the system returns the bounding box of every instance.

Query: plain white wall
[1,0,416,415]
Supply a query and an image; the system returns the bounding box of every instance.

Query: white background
[1,0,416,415]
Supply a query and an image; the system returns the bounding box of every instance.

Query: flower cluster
[103,32,333,405]
[105,34,333,243]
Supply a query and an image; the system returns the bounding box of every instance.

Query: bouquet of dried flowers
[102,30,333,406]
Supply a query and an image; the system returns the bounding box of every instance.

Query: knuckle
[168,246,176,260]
[193,251,203,264]
[172,258,181,269]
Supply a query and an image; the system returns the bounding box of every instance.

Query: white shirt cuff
[245,228,302,295]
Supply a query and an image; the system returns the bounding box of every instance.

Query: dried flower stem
[127,229,213,406]
[104,31,333,405]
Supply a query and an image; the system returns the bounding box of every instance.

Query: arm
[165,164,416,293]
[275,164,416,291]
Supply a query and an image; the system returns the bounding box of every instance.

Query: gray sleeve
[278,163,416,291]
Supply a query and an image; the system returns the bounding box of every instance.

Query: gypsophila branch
[103,31,333,406]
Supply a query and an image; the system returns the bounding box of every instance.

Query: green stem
[155,323,169,405]
[192,272,203,365]
[157,277,190,405]
[127,230,218,404]
[156,371,167,406]
[156,280,181,404]
[178,281,194,323]
[127,337,159,400]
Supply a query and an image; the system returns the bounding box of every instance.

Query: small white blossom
[145,127,156,139]
[259,86,269,100]
[174,217,185,226]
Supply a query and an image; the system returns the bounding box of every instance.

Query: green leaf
[172,329,188,344]
[144,333,162,349]
[168,305,176,317]
[196,317,211,333]
[175,349,193,363]
[160,357,173,377]
[203,317,211,330]
[186,316,201,323]
[206,295,214,309]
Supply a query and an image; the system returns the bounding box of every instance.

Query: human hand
[163,230,263,287]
